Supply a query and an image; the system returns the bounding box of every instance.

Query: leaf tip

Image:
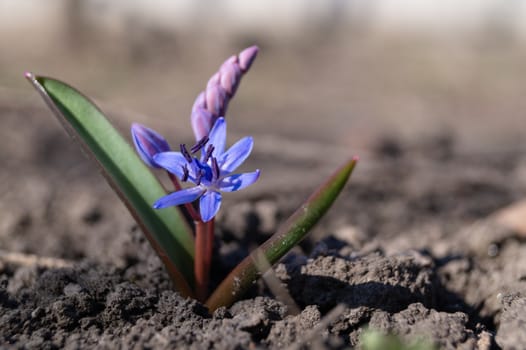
[24,72,38,83]
[352,155,360,163]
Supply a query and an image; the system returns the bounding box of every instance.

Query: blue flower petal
[219,170,260,192]
[154,152,199,181]
[207,117,226,157]
[199,191,222,222]
[219,136,253,173]
[153,187,205,209]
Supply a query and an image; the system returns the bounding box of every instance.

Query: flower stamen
[180,144,192,162]
[190,136,209,154]
[196,168,205,185]
[204,144,215,162]
[181,164,189,182]
[211,157,220,180]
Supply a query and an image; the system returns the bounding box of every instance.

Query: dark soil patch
[2,100,526,349]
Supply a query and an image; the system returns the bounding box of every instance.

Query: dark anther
[204,144,215,162]
[181,164,189,182]
[180,144,192,162]
[195,169,205,185]
[212,157,220,179]
[190,136,209,154]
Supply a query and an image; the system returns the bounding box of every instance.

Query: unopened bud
[131,123,170,168]
[219,56,242,97]
[190,45,259,140]
[238,45,259,72]
[205,83,228,117]
[191,101,214,141]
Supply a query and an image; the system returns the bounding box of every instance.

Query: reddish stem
[194,220,206,301]
[205,219,214,275]
[167,172,200,221]
[194,219,215,301]
[166,172,215,300]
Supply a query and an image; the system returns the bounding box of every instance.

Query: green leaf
[26,73,195,296]
[206,158,358,311]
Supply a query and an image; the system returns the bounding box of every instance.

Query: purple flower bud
[191,103,214,141]
[190,45,259,140]
[219,56,242,97]
[206,72,221,90]
[205,83,228,117]
[131,123,171,168]
[238,45,259,72]
[205,72,229,119]
[192,91,206,113]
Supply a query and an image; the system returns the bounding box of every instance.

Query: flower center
[179,138,221,186]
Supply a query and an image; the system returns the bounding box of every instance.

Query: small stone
[487,243,499,257]
[31,307,44,319]
[64,283,83,296]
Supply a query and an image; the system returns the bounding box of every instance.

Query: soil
[2,95,526,349]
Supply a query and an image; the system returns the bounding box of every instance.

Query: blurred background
[1,0,526,170]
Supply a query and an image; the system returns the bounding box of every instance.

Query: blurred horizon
[2,0,526,155]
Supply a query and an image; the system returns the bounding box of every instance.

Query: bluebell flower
[152,117,260,222]
[131,123,171,168]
